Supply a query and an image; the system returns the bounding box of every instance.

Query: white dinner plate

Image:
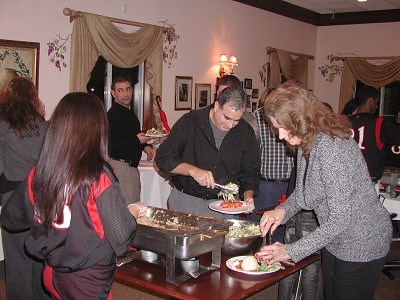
[226,256,281,275]
[145,133,168,138]
[208,200,252,214]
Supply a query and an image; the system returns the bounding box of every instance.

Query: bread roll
[241,256,259,271]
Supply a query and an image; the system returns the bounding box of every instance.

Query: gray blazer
[281,134,392,263]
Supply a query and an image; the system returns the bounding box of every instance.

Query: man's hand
[188,166,215,188]
[170,163,215,188]
[137,132,153,144]
[144,146,154,161]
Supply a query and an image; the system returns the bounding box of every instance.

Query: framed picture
[175,76,193,110]
[0,39,40,89]
[252,89,259,98]
[195,83,211,110]
[246,94,251,109]
[251,100,258,112]
[244,78,252,89]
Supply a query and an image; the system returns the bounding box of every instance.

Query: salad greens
[226,223,261,238]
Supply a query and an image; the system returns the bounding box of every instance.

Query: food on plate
[217,182,239,202]
[233,255,284,273]
[220,201,243,209]
[226,223,261,238]
[240,256,259,271]
[146,128,168,136]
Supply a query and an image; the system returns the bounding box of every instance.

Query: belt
[111,157,136,167]
[261,178,290,183]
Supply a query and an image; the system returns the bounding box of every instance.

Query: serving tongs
[214,183,239,194]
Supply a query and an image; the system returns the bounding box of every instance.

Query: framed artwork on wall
[175,76,193,110]
[195,83,211,110]
[244,78,252,89]
[246,94,251,109]
[252,89,259,98]
[251,100,258,112]
[0,39,40,89]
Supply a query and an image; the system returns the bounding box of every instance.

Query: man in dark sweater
[107,77,154,205]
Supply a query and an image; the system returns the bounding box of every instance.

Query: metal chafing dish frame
[130,206,232,285]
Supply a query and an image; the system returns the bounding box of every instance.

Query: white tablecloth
[380,192,400,220]
[138,160,171,209]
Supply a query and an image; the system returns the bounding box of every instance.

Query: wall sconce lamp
[219,54,238,77]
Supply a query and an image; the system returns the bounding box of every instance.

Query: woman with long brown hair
[1,92,146,299]
[0,77,48,299]
[256,82,392,300]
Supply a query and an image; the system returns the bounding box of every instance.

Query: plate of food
[208,200,252,214]
[145,128,168,138]
[226,255,283,275]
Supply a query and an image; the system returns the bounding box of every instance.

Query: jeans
[278,210,321,300]
[248,180,288,243]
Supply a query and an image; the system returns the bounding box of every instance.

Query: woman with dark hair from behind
[0,77,49,299]
[256,82,392,300]
[1,92,147,299]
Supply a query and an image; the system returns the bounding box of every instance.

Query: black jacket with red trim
[0,164,137,272]
[349,113,400,179]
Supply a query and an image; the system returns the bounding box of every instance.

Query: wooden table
[114,252,320,300]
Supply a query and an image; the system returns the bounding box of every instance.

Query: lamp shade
[219,54,228,63]
[229,55,238,65]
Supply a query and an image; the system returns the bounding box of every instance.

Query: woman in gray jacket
[256,82,392,300]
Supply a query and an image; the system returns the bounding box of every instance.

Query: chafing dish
[131,206,232,284]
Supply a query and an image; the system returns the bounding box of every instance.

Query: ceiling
[233,0,400,25]
[284,0,400,14]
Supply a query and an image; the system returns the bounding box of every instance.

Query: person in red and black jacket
[349,85,400,181]
[0,93,146,300]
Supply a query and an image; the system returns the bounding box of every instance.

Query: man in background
[248,88,294,243]
[107,77,154,205]
[349,85,400,182]
[217,75,260,144]
[385,105,400,168]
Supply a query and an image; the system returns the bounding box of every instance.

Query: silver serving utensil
[214,183,239,194]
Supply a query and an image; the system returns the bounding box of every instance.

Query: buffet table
[138,160,171,209]
[114,252,320,300]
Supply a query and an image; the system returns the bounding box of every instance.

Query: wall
[314,22,400,112]
[0,0,316,125]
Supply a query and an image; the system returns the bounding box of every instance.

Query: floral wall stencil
[259,62,268,87]
[47,33,71,71]
[158,20,179,68]
[319,51,359,83]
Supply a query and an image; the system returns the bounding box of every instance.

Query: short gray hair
[217,87,246,111]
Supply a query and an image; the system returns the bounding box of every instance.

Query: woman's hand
[259,208,286,237]
[255,242,291,264]
[128,202,148,219]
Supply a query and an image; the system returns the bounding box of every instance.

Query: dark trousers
[2,228,49,300]
[248,180,287,243]
[322,248,386,300]
[278,211,321,300]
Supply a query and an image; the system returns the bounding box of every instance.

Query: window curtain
[69,13,164,128]
[269,49,309,88]
[339,57,400,113]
